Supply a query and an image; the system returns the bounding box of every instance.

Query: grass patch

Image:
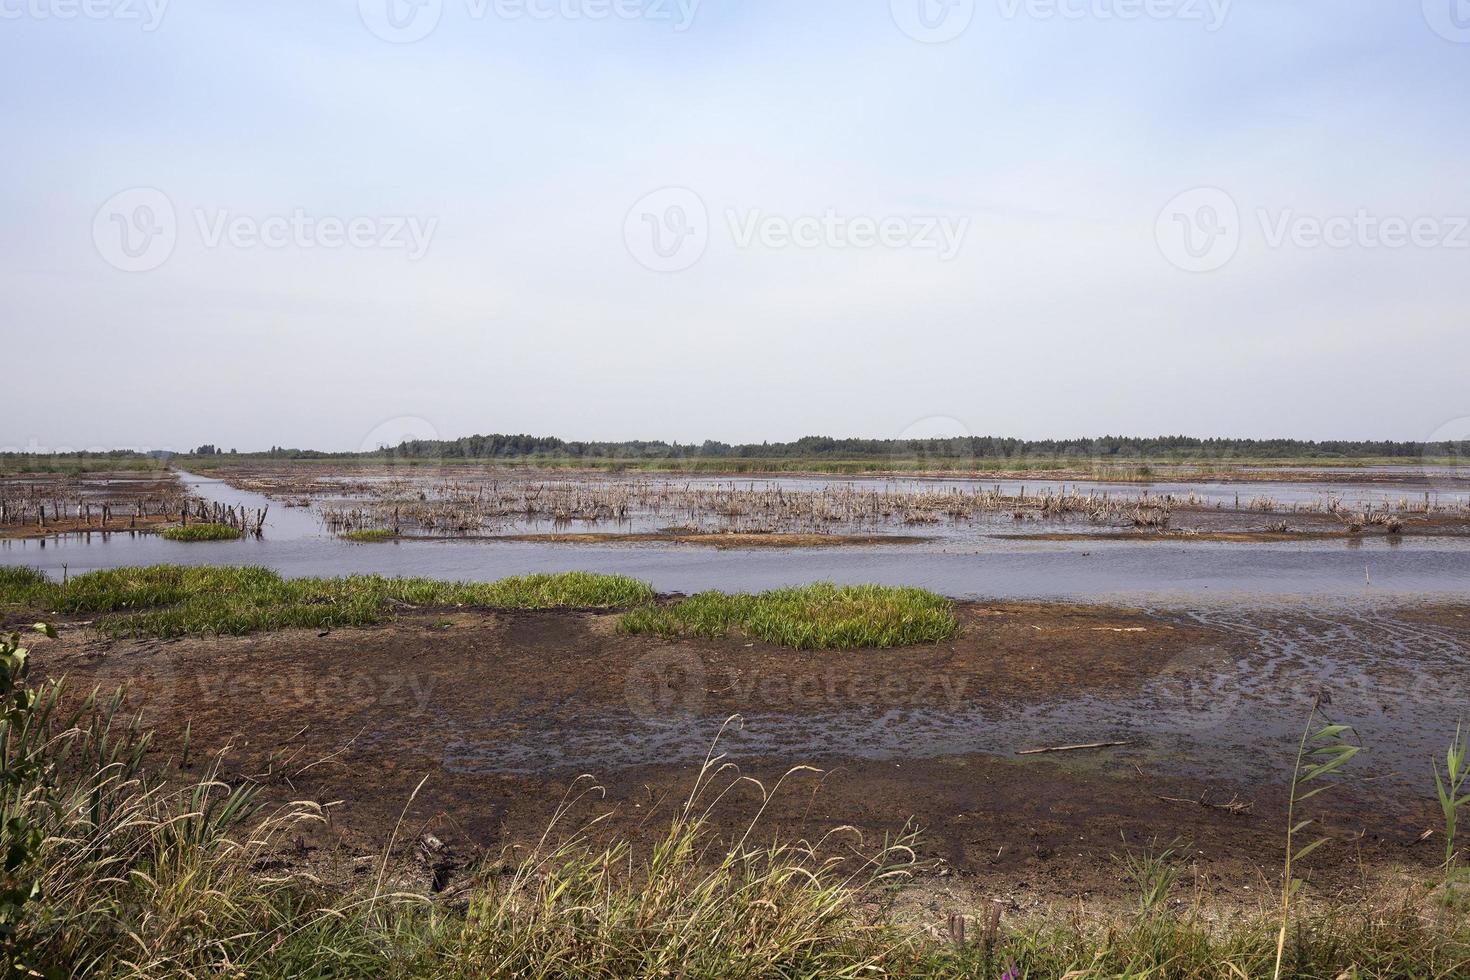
[160,522,243,542]
[0,565,654,639]
[619,582,958,650]
[0,566,53,611]
[340,528,398,543]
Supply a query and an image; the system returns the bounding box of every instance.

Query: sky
[2,0,1469,453]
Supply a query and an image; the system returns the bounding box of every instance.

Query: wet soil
[24,600,1464,916]
[0,515,174,541]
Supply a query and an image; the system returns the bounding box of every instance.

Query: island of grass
[0,566,655,639]
[619,582,958,650]
[0,567,957,649]
[161,523,243,542]
[340,528,398,543]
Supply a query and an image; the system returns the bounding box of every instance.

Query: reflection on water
[2,471,1470,603]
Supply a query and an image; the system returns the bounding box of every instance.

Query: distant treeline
[246,434,1465,462]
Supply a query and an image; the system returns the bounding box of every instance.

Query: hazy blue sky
[3,0,1468,452]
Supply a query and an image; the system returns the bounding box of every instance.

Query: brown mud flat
[0,514,175,541]
[482,531,929,548]
[26,602,1460,919]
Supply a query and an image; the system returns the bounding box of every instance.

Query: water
[3,470,1470,603]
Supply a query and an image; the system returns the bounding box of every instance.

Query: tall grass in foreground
[1,623,363,976]
[1434,723,1470,913]
[0,566,655,639]
[619,583,958,650]
[1273,699,1362,978]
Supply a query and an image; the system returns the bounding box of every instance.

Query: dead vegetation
[191,464,1470,542]
[0,470,194,537]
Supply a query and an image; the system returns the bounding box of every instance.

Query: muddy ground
[22,600,1466,921]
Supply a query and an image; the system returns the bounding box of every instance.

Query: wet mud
[24,599,1469,912]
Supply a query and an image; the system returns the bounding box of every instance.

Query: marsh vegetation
[620,583,958,650]
[161,522,243,541]
[196,464,1470,543]
[0,565,959,651]
[0,566,655,639]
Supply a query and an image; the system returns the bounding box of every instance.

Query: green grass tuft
[619,582,958,650]
[160,523,243,542]
[340,528,398,543]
